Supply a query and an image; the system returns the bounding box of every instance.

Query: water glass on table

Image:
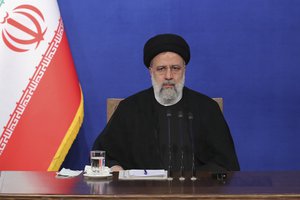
[90,150,105,173]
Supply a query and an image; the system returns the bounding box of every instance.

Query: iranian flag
[0,1,84,171]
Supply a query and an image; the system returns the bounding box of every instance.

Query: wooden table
[1,171,300,199]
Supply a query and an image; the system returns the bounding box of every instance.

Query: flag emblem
[1,4,47,52]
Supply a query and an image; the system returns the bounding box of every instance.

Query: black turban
[143,33,190,68]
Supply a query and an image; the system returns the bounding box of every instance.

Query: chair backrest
[107,97,223,122]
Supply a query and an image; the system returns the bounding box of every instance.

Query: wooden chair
[107,97,223,122]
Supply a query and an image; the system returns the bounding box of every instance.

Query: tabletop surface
[1,170,300,199]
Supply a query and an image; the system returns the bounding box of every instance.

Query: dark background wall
[58,0,300,171]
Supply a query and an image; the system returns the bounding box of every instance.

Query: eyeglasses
[151,65,185,75]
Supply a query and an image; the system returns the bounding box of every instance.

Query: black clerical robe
[93,87,240,171]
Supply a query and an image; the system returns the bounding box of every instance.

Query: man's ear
[148,67,153,76]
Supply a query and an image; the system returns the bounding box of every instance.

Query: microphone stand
[188,112,197,181]
[178,111,185,181]
[166,110,173,180]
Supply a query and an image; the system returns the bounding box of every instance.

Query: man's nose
[165,68,173,80]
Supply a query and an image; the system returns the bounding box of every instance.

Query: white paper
[129,169,166,177]
[119,169,168,180]
[56,168,83,177]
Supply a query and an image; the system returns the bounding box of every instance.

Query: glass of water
[90,150,105,173]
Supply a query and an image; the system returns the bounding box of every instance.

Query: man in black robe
[93,33,240,172]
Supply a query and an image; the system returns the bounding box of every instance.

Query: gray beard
[151,75,185,106]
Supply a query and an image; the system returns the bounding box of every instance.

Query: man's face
[150,52,185,86]
[149,52,186,105]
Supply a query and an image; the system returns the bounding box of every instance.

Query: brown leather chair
[107,97,223,122]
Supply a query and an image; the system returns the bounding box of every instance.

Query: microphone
[188,112,196,181]
[178,111,185,181]
[166,109,173,180]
